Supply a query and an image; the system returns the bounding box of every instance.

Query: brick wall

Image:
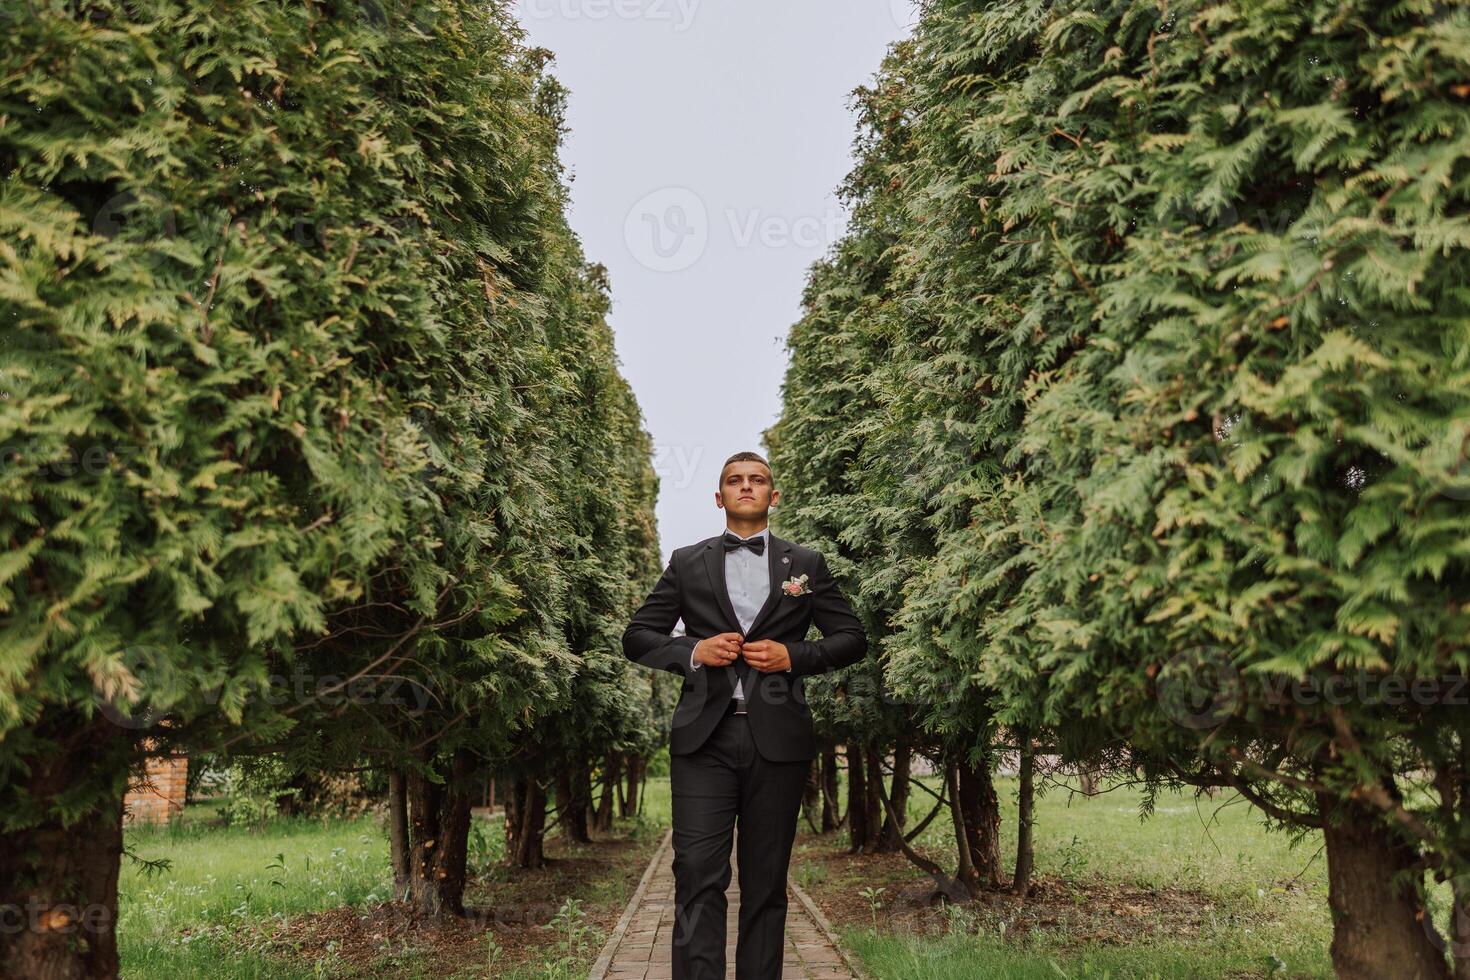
[124,754,188,825]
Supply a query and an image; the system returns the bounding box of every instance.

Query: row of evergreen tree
[770,1,1470,977]
[0,2,668,977]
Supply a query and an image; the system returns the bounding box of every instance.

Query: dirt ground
[254,829,660,977]
[788,829,1262,950]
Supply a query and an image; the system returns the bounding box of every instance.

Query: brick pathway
[590,830,860,980]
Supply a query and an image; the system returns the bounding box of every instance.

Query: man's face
[716,461,778,519]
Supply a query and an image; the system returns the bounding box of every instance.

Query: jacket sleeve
[622,554,699,676]
[786,551,867,678]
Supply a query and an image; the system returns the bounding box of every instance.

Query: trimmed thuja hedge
[771,1,1470,976]
[0,1,663,976]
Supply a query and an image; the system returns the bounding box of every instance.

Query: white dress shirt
[691,526,770,699]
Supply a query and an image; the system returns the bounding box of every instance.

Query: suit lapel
[744,533,790,640]
[703,539,743,634]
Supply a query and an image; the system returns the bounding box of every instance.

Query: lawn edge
[788,867,869,980]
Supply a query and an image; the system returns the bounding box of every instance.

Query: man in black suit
[622,451,867,980]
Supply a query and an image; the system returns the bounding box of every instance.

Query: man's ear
[770,489,780,508]
[714,491,725,510]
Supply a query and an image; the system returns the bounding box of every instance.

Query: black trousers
[670,710,809,980]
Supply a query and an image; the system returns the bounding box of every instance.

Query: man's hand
[740,639,791,673]
[694,632,743,667]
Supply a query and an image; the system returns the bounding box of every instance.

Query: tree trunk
[959,755,1002,889]
[612,754,627,819]
[555,764,592,844]
[576,763,595,838]
[1077,767,1099,796]
[863,747,884,852]
[847,742,868,853]
[878,741,912,852]
[1013,737,1035,894]
[945,759,977,892]
[624,755,642,818]
[0,727,128,980]
[405,750,473,919]
[1454,762,1470,980]
[510,777,548,869]
[1452,873,1470,980]
[388,768,409,901]
[504,775,522,858]
[821,745,840,833]
[593,755,617,834]
[1318,793,1449,980]
[802,758,821,832]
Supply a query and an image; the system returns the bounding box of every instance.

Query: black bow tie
[722,531,766,556]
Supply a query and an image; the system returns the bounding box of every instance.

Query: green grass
[639,764,672,827]
[120,810,391,978]
[117,768,1338,978]
[816,775,1333,979]
[844,929,1297,980]
[118,795,663,980]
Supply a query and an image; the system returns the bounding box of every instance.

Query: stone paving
[590,831,859,980]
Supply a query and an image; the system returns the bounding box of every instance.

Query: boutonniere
[780,574,811,597]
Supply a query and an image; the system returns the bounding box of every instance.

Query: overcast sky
[513,0,918,560]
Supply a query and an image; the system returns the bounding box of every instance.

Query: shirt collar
[724,526,769,543]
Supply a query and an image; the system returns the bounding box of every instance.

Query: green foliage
[215,758,296,828]
[0,0,662,930]
[772,0,1470,943]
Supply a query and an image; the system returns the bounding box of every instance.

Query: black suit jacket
[621,531,867,762]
